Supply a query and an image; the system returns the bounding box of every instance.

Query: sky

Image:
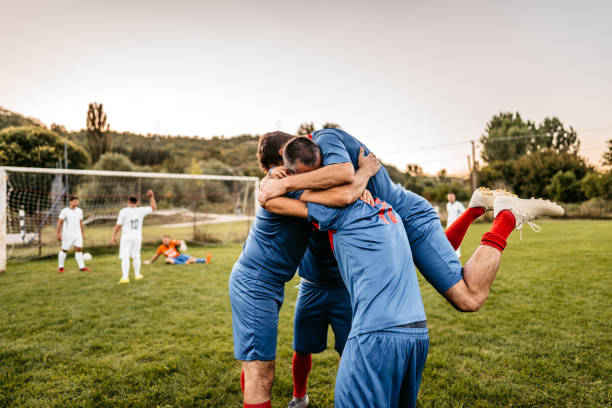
[1,0,611,174]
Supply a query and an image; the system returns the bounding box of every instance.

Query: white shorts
[61,234,83,251]
[119,238,142,259]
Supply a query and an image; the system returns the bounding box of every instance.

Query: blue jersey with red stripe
[307,198,426,338]
[236,191,311,284]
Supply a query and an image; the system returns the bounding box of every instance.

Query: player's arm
[56,219,63,241]
[259,163,353,205]
[263,197,309,218]
[146,252,161,264]
[80,220,85,240]
[299,147,379,207]
[110,224,121,245]
[146,189,157,211]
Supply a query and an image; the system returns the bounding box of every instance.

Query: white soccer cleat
[288,395,309,408]
[469,187,517,210]
[493,196,564,233]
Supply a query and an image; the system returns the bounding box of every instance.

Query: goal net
[0,166,259,271]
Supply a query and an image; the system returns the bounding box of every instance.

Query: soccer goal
[0,166,259,272]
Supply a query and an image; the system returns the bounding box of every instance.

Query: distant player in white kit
[111,190,157,283]
[446,192,466,259]
[57,196,90,273]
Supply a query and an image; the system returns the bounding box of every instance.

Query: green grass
[1,220,611,407]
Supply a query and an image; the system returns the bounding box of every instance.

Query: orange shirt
[156,240,180,258]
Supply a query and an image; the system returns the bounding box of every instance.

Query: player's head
[282,136,322,174]
[257,131,294,173]
[162,234,171,245]
[127,196,138,207]
[447,192,456,203]
[69,196,79,208]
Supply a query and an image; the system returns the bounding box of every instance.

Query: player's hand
[110,237,117,245]
[143,260,151,265]
[360,189,375,207]
[357,146,380,177]
[258,177,287,206]
[56,233,62,242]
[268,166,289,179]
[146,189,154,198]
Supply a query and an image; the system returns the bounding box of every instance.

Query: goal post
[0,166,260,271]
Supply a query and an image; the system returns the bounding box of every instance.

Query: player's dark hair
[128,196,138,204]
[257,131,294,172]
[283,137,322,174]
[69,195,78,202]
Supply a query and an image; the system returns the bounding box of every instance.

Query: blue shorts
[171,254,190,265]
[395,190,463,294]
[293,280,352,355]
[335,326,429,408]
[229,264,285,361]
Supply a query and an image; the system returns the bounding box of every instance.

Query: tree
[533,117,579,154]
[603,139,612,168]
[86,102,111,163]
[545,171,581,202]
[480,112,536,163]
[297,122,316,135]
[0,126,88,168]
[321,122,342,129]
[580,172,604,199]
[480,151,590,200]
[405,164,423,177]
[93,153,134,172]
[50,123,67,136]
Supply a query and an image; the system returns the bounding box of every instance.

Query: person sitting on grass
[144,235,211,265]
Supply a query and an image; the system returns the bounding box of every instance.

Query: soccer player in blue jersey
[231,132,380,408]
[258,139,365,408]
[260,130,563,312]
[263,190,428,407]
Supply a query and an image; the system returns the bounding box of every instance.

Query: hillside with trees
[1,106,610,216]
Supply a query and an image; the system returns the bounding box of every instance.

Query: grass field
[1,220,611,407]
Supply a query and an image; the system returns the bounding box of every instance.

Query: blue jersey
[298,229,344,287]
[312,128,438,225]
[307,198,426,338]
[236,191,311,284]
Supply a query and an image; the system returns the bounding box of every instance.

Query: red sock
[292,352,312,398]
[445,207,485,249]
[481,210,516,252]
[243,402,271,408]
[240,369,245,395]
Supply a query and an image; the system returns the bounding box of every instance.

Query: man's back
[117,206,152,240]
[307,198,426,338]
[237,191,311,284]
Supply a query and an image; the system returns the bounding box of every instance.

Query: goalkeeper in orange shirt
[145,235,211,265]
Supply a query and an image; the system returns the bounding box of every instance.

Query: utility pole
[470,140,478,192]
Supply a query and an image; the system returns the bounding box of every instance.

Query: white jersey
[59,207,83,237]
[446,201,466,227]
[116,206,153,241]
